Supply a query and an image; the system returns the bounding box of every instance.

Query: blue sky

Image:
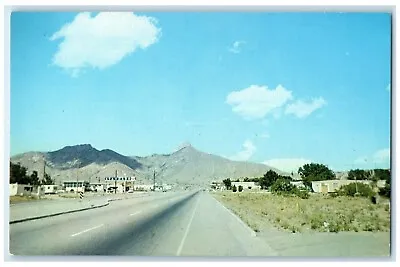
[10,12,391,172]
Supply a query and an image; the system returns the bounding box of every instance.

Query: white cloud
[50,12,161,76]
[285,97,327,118]
[262,158,313,173]
[354,148,390,166]
[228,41,245,54]
[229,140,256,161]
[226,84,293,120]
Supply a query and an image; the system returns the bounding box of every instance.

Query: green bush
[295,189,310,199]
[238,185,243,192]
[379,184,391,198]
[271,178,296,193]
[336,182,375,198]
[232,185,237,192]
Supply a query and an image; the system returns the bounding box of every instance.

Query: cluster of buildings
[209,179,387,193]
[10,175,174,196]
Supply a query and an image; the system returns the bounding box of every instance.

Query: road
[9,191,277,256]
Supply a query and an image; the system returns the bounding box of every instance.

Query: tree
[270,178,296,193]
[10,162,30,184]
[238,185,243,192]
[43,173,55,185]
[222,178,232,190]
[259,170,280,190]
[232,185,237,192]
[373,169,390,183]
[243,177,250,182]
[298,163,335,188]
[347,169,371,180]
[30,171,40,186]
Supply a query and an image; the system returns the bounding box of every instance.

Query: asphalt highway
[9,191,277,256]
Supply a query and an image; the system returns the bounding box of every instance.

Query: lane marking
[176,195,200,256]
[70,224,104,237]
[129,211,142,216]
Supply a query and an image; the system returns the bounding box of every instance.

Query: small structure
[9,183,34,196]
[133,184,153,191]
[44,184,60,194]
[89,182,107,192]
[231,181,260,191]
[63,180,90,193]
[311,179,387,193]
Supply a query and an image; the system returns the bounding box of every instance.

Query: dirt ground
[212,191,391,257]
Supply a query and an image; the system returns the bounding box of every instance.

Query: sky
[10,12,391,172]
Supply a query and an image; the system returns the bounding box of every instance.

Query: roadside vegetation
[213,192,390,233]
[9,195,46,204]
[215,162,391,233]
[10,161,55,185]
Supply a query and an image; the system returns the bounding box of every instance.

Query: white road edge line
[129,211,142,216]
[176,195,200,256]
[213,195,257,237]
[70,224,104,237]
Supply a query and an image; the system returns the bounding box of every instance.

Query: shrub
[238,185,243,192]
[295,189,310,199]
[271,178,296,194]
[232,185,237,192]
[336,182,375,198]
[379,184,391,198]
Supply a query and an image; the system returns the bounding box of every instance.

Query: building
[89,183,107,192]
[9,183,44,197]
[44,184,61,194]
[311,179,387,193]
[133,184,153,191]
[231,181,261,191]
[63,180,90,193]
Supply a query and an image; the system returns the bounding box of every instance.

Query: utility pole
[76,163,79,194]
[43,160,46,184]
[153,169,156,191]
[115,170,117,194]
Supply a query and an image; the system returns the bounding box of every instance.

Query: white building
[9,183,44,196]
[44,184,61,194]
[311,179,387,193]
[134,184,153,191]
[63,180,90,193]
[89,183,107,192]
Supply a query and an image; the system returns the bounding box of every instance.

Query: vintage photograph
[8,11,391,257]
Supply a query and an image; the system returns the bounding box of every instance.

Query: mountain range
[10,144,285,186]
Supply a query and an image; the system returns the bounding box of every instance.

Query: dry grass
[57,193,81,198]
[10,195,44,204]
[212,192,390,233]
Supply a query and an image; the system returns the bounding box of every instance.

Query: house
[231,182,261,191]
[311,179,387,193]
[9,183,44,196]
[63,180,90,193]
[44,184,60,194]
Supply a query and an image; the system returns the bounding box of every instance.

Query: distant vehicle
[56,189,65,194]
[127,189,134,193]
